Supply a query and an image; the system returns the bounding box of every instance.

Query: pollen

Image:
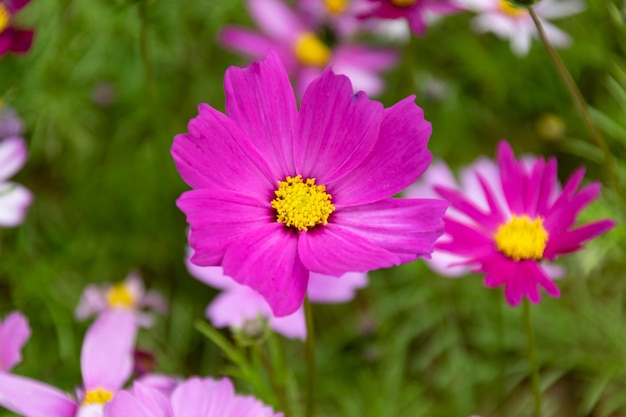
[390,0,417,7]
[82,388,114,405]
[324,0,348,14]
[0,4,10,33]
[494,215,549,261]
[499,0,527,17]
[105,283,135,309]
[271,175,335,232]
[294,32,331,67]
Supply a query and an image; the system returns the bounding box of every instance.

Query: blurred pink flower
[0,311,30,372]
[172,51,447,317]
[359,0,461,35]
[461,0,584,56]
[219,0,399,97]
[187,251,368,340]
[105,377,282,417]
[0,310,137,417]
[0,0,35,57]
[406,157,566,280]
[0,105,33,227]
[75,272,168,327]
[428,141,615,306]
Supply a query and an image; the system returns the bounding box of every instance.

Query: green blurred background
[1,0,626,416]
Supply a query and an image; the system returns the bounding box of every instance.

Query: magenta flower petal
[207,289,272,329]
[219,27,295,70]
[180,190,273,266]
[0,183,33,227]
[130,383,172,417]
[105,391,159,417]
[81,310,137,392]
[170,378,228,417]
[224,51,298,180]
[0,311,31,372]
[544,219,617,258]
[294,68,383,184]
[330,96,432,207]
[298,223,401,276]
[0,32,11,56]
[171,105,275,195]
[331,198,448,263]
[5,0,32,14]
[7,29,34,53]
[0,374,77,417]
[222,223,308,316]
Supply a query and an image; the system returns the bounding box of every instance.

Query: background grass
[1,0,625,416]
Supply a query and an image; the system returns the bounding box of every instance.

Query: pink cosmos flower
[219,0,399,97]
[104,377,282,417]
[406,157,565,280]
[360,0,461,35]
[75,272,168,327]
[172,51,447,317]
[0,105,33,227]
[432,141,615,306]
[187,252,368,340]
[0,311,30,372]
[461,0,584,56]
[0,0,34,57]
[0,310,138,417]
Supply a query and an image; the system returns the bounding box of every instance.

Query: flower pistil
[0,4,10,33]
[271,175,335,231]
[83,388,114,405]
[294,33,331,67]
[105,283,135,309]
[494,215,548,261]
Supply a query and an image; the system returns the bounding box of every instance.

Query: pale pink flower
[0,310,138,417]
[0,311,30,372]
[0,105,33,227]
[75,272,167,327]
[187,251,368,340]
[105,377,282,417]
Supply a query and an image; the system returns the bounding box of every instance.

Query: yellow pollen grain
[391,0,417,7]
[0,4,10,33]
[105,283,135,309]
[494,215,548,261]
[499,0,527,17]
[324,0,348,14]
[271,175,335,232]
[294,32,331,67]
[82,388,114,406]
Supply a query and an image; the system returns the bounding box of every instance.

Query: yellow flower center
[390,0,417,7]
[324,0,348,14]
[82,388,114,405]
[499,0,527,17]
[494,215,549,261]
[271,175,335,232]
[105,283,136,309]
[294,32,331,67]
[0,4,10,33]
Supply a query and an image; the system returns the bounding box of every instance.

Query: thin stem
[304,296,316,417]
[256,343,291,417]
[528,6,621,191]
[523,300,543,417]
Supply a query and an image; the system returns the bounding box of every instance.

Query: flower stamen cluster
[324,0,348,14]
[82,388,114,405]
[294,33,331,67]
[271,175,335,232]
[499,0,527,17]
[391,0,418,7]
[494,215,548,261]
[0,5,10,33]
[105,283,136,309]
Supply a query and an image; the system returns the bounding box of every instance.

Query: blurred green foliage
[1,0,625,416]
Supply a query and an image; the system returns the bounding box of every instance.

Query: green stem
[523,300,543,417]
[256,343,291,417]
[528,6,621,190]
[304,296,316,417]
